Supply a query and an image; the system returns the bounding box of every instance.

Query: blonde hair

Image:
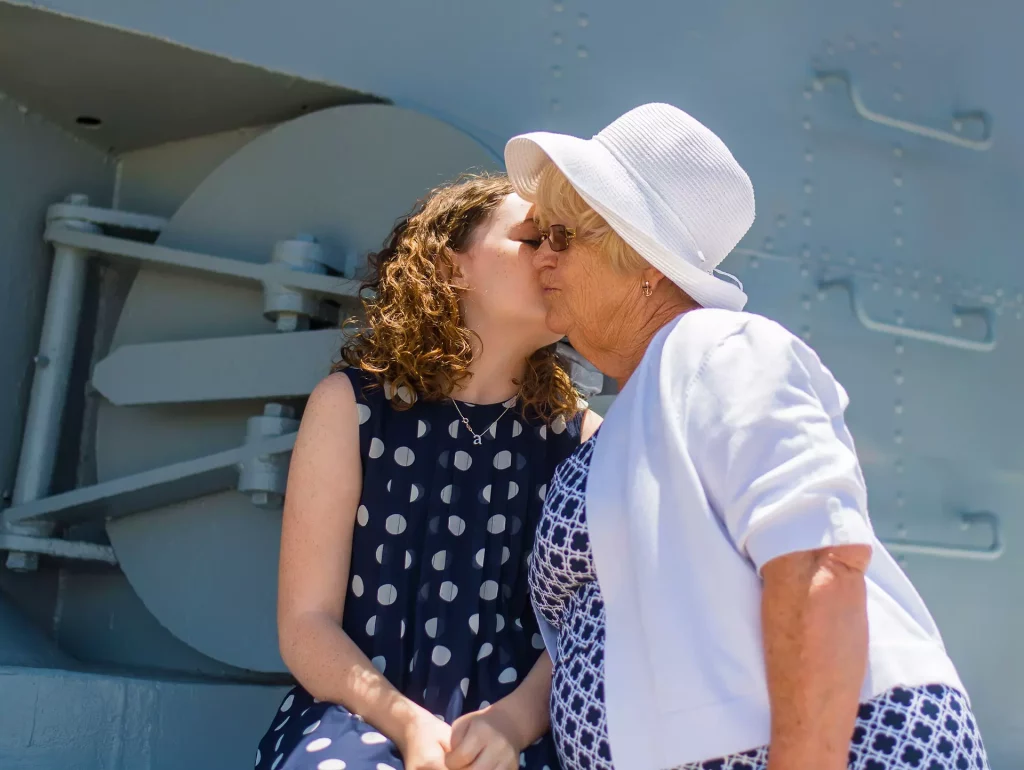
[533,163,649,274]
[336,172,581,424]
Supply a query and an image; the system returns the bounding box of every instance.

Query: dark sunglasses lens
[549,224,568,251]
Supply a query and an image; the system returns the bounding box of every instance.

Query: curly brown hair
[335,172,581,424]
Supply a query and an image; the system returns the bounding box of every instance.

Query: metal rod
[4,195,100,571]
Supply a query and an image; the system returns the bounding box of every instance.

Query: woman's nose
[532,240,558,270]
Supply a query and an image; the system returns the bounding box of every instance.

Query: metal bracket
[0,432,296,530]
[813,70,993,151]
[46,199,169,233]
[0,533,117,565]
[819,277,996,352]
[883,512,1003,561]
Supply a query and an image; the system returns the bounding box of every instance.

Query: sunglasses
[540,223,577,252]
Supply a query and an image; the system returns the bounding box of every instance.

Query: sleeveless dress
[529,431,990,770]
[254,366,582,770]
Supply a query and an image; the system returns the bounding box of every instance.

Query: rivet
[552,32,563,44]
[801,245,812,259]
[895,286,904,297]
[577,46,589,58]
[813,78,825,92]
[803,88,814,101]
[873,281,881,292]
[803,212,813,226]
[894,0,903,7]
[800,266,810,278]
[953,316,963,328]
[801,326,812,341]
[894,430,904,444]
[935,275,943,285]
[1016,293,1023,303]
[894,203,903,216]
[803,117,813,130]
[952,119,963,133]
[893,27,902,39]
[894,369,904,385]
[805,150,814,163]
[804,181,814,195]
[763,236,774,251]
[894,174,904,187]
[847,256,857,266]
[578,13,589,26]
[897,522,907,537]
[802,295,812,310]
[894,235,904,247]
[874,260,882,272]
[893,59,903,70]
[1017,311,1023,320]
[821,249,832,261]
[911,290,920,300]
[895,266,904,276]
[895,398,904,413]
[895,459,905,474]
[550,99,562,112]
[749,256,760,269]
[996,288,1004,297]
[895,311,905,326]
[818,290,827,301]
[776,214,787,229]
[893,145,904,158]
[897,498,906,513]
[826,42,835,56]
[870,42,880,55]
[551,65,563,77]
[893,90,904,102]
[553,1,564,11]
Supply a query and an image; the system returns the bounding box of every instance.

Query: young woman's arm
[277,373,451,768]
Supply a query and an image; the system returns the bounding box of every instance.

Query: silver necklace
[451,396,518,445]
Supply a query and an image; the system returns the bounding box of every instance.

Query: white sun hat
[504,102,755,311]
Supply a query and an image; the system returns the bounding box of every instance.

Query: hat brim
[505,131,748,312]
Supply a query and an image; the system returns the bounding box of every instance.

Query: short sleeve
[685,317,875,573]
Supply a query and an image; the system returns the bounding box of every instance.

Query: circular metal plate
[97,103,498,671]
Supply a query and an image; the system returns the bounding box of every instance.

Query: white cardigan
[536,309,965,769]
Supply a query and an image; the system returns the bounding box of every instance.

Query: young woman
[253,173,600,770]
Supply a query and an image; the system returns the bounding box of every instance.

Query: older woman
[504,104,989,770]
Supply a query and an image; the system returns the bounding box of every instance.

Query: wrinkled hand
[398,713,454,770]
[445,706,523,770]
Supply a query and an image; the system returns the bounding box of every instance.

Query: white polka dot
[480,580,499,600]
[366,616,376,636]
[477,642,493,660]
[375,545,384,564]
[532,633,545,649]
[496,615,505,632]
[272,754,284,770]
[512,420,523,437]
[538,484,547,500]
[493,450,512,470]
[319,761,347,770]
[385,514,407,535]
[369,438,385,458]
[255,749,262,767]
[394,446,415,467]
[276,734,284,752]
[371,656,386,673]
[498,667,518,684]
[377,584,397,605]
[461,678,470,697]
[383,381,395,399]
[351,575,364,597]
[405,550,413,569]
[486,514,506,534]
[425,617,439,638]
[303,720,322,735]
[454,451,472,471]
[417,420,429,438]
[440,581,458,602]
[474,548,485,568]
[480,700,490,709]
[409,484,421,503]
[400,620,406,638]
[280,693,295,712]
[386,480,392,493]
[448,515,466,536]
[356,505,369,526]
[307,738,332,752]
[552,415,567,434]
[539,426,547,440]
[432,646,452,666]
[361,733,388,746]
[469,614,479,634]
[440,485,454,504]
[449,420,461,438]
[356,404,371,425]
[378,764,398,770]
[431,551,447,570]
[482,485,494,503]
[508,481,519,499]
[501,547,510,564]
[488,423,498,439]
[396,385,414,404]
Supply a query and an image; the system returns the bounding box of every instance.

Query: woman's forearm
[279,611,434,750]
[760,545,871,770]
[487,650,553,749]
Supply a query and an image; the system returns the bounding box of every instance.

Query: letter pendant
[473,435,483,446]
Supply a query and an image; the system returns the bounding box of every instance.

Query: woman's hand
[397,711,454,770]
[444,705,524,770]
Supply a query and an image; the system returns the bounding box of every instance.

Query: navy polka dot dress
[254,366,581,770]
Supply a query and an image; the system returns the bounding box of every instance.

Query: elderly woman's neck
[597,293,699,390]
